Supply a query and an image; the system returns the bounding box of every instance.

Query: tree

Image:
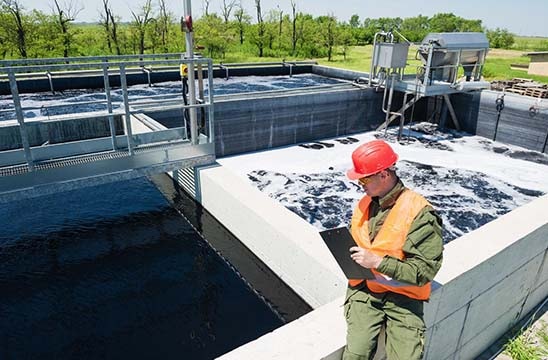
[52,0,82,58]
[233,1,250,45]
[1,0,28,57]
[429,13,459,32]
[349,14,359,28]
[156,0,173,52]
[194,14,234,58]
[487,28,515,49]
[100,0,121,55]
[338,24,354,60]
[30,10,62,57]
[203,0,211,17]
[401,15,429,42]
[99,0,112,52]
[317,15,337,61]
[130,0,154,54]
[263,9,280,51]
[277,6,283,52]
[290,0,297,54]
[252,0,265,57]
[220,0,236,23]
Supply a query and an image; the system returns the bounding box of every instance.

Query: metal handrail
[0,58,210,74]
[0,53,187,67]
[1,56,216,172]
[0,59,316,76]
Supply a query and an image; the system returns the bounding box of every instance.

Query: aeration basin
[0,63,547,360]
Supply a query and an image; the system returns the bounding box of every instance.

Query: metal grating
[0,141,188,178]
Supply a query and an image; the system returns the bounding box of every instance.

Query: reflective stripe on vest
[349,189,432,300]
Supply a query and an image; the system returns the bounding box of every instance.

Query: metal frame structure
[369,32,490,137]
[0,53,216,201]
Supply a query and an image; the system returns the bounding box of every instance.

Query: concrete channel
[0,64,547,359]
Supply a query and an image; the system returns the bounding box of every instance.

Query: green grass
[313,45,548,84]
[483,56,548,83]
[504,322,548,360]
[214,44,548,85]
[316,45,423,74]
[512,36,548,51]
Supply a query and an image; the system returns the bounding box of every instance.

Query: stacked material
[504,78,548,98]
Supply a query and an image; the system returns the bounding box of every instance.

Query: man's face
[358,171,384,197]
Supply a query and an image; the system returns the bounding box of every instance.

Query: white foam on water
[0,74,342,121]
[219,125,548,241]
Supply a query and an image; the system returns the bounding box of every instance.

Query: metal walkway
[0,54,216,202]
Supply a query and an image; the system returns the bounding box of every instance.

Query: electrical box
[373,43,409,69]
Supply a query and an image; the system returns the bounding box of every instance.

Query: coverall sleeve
[375,207,444,286]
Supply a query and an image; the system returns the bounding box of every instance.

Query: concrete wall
[152,86,386,158]
[528,53,548,76]
[192,164,548,360]
[0,114,123,151]
[452,90,548,154]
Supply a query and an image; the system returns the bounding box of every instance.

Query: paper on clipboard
[319,227,375,280]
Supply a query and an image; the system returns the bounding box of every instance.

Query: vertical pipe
[197,63,204,101]
[423,44,434,86]
[398,92,408,141]
[454,49,462,83]
[8,70,34,171]
[197,61,205,133]
[207,60,215,144]
[383,73,396,136]
[102,63,117,150]
[46,71,55,94]
[542,127,548,154]
[119,64,134,155]
[369,33,379,87]
[183,0,199,145]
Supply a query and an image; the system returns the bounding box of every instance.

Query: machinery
[417,32,489,86]
[368,31,490,138]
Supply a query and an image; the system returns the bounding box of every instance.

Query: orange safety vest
[349,189,432,300]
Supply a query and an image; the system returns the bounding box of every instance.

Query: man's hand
[349,246,383,269]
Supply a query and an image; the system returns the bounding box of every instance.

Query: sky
[19,0,548,37]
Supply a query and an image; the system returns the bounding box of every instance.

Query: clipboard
[319,227,375,280]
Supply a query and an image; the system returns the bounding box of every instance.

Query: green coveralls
[343,180,443,360]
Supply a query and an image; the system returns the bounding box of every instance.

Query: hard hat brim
[346,168,366,180]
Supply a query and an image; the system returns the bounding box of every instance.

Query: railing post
[119,64,135,155]
[207,60,215,144]
[8,70,34,171]
[46,70,55,94]
[102,63,117,150]
[183,0,199,145]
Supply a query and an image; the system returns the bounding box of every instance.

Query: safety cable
[493,94,505,141]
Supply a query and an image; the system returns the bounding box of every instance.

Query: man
[343,139,443,360]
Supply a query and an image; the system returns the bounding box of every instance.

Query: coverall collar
[371,178,405,210]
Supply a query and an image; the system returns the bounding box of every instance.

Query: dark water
[0,178,283,359]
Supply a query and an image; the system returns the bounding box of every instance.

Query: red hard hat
[347,139,398,180]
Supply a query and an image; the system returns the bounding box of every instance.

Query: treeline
[0,0,516,61]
